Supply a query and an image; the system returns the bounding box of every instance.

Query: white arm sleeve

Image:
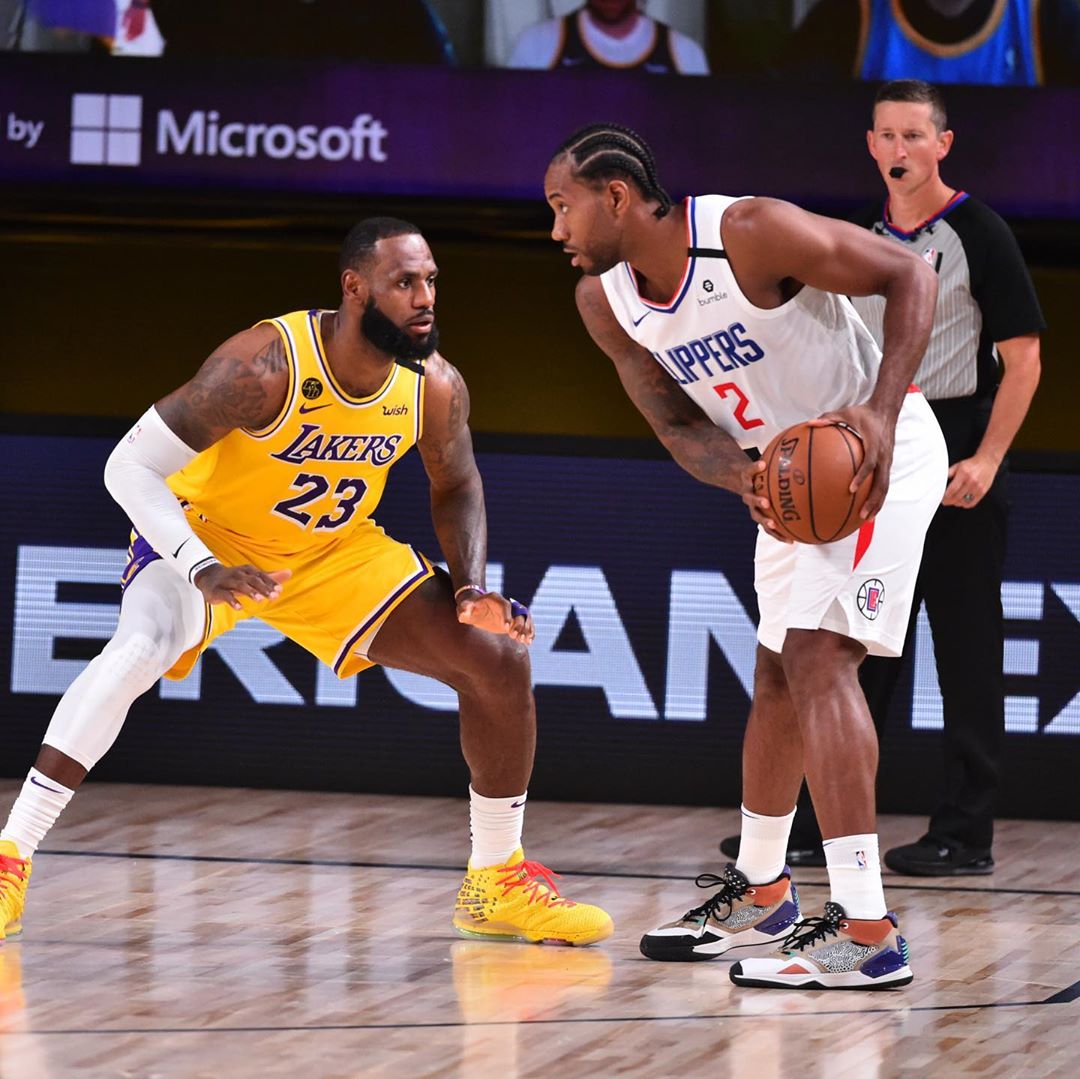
[103,406,221,585]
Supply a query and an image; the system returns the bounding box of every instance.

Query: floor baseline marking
[40,849,1080,899]
[6,984,1079,1040]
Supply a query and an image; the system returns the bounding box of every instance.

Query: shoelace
[496,859,576,908]
[0,853,27,895]
[779,900,846,952]
[684,864,750,922]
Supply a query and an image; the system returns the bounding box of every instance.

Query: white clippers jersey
[600,195,884,453]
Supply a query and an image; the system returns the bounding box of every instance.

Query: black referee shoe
[719,835,826,869]
[884,836,994,876]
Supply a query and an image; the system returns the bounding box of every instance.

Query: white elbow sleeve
[104,407,220,584]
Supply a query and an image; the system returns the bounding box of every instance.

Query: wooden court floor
[0,781,1076,1078]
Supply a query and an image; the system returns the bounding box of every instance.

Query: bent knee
[450,634,532,697]
[781,628,864,687]
[99,631,173,689]
[753,644,788,698]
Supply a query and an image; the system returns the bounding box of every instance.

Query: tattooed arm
[103,324,292,606]
[156,324,290,448]
[575,277,748,488]
[575,276,785,537]
[418,354,532,641]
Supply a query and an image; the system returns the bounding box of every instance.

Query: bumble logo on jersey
[168,309,425,557]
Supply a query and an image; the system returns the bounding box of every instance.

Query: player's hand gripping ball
[754,421,872,544]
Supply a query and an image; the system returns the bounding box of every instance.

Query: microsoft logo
[70,94,142,166]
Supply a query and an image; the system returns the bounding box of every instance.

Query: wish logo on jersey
[271,423,403,466]
[651,321,764,386]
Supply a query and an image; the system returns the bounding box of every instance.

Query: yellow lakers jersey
[168,309,425,556]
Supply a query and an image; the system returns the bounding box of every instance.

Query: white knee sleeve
[43,560,205,771]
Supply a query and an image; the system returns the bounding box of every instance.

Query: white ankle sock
[1,768,76,858]
[824,833,887,919]
[469,786,525,868]
[735,803,796,884]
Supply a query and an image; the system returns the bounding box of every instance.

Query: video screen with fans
[10,3,1079,87]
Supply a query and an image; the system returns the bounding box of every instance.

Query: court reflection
[0,946,53,1079]
[452,941,613,1077]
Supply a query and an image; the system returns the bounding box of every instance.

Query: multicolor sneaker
[452,848,614,946]
[730,901,913,990]
[639,864,800,962]
[0,841,31,943]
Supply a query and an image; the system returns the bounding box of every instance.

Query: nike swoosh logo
[299,402,332,414]
[510,799,527,808]
[632,311,652,326]
[172,537,191,559]
[30,775,64,794]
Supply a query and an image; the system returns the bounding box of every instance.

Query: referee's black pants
[788,474,1008,854]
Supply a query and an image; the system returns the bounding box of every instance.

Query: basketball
[756,421,872,544]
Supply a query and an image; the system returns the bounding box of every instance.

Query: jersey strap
[687,246,727,259]
[394,357,427,376]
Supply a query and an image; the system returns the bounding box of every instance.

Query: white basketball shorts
[755,391,947,658]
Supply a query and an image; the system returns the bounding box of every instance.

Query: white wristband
[104,406,221,584]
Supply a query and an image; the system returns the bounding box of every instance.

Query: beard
[580,256,619,277]
[361,297,440,361]
[578,244,622,277]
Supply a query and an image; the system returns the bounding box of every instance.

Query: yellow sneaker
[453,848,613,946]
[0,841,31,943]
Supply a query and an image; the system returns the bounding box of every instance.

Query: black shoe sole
[885,864,994,877]
[729,973,914,990]
[718,839,826,867]
[786,850,827,868]
[639,939,725,962]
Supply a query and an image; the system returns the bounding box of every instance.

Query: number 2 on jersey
[272,473,368,531]
[713,382,764,430]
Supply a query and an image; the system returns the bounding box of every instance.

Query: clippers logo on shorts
[857,579,886,621]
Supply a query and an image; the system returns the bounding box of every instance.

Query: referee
[855,79,1043,874]
[721,78,1044,875]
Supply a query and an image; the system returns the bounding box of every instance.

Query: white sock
[1,768,76,858]
[469,786,525,868]
[824,833,887,919]
[735,803,796,884]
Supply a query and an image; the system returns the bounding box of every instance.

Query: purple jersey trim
[883,191,969,240]
[120,528,161,591]
[333,551,432,675]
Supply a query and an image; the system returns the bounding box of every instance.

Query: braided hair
[553,123,672,219]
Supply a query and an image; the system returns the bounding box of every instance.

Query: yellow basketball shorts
[122,513,435,681]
